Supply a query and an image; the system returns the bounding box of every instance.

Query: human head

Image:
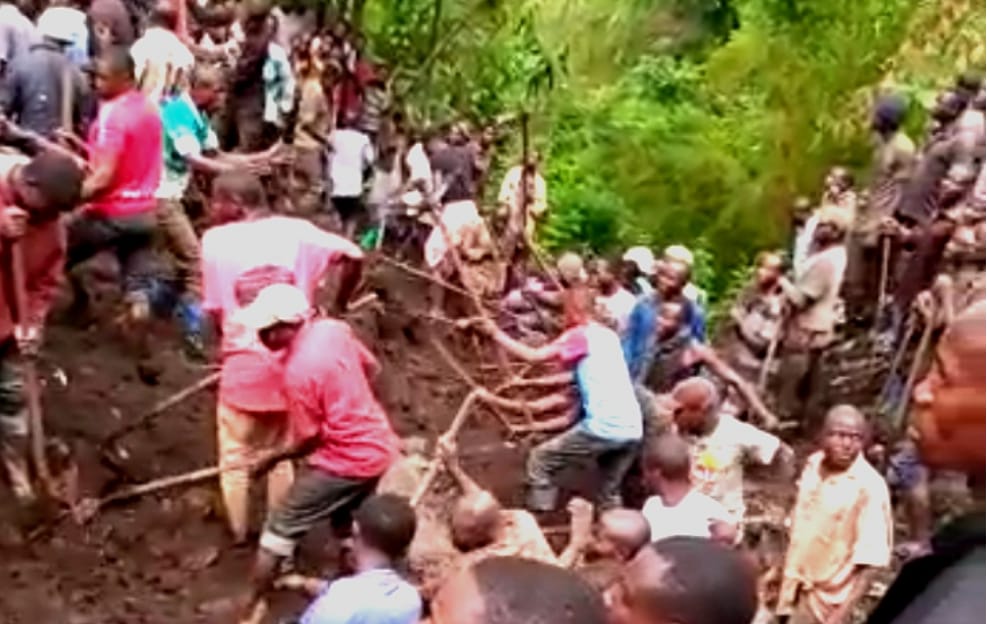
[561,286,595,329]
[824,166,854,194]
[663,245,694,271]
[656,299,685,341]
[589,508,651,563]
[431,556,608,624]
[149,0,179,31]
[813,206,850,248]
[654,259,690,298]
[94,46,135,99]
[9,151,84,219]
[819,405,866,471]
[622,247,656,281]
[351,494,417,562]
[911,301,986,474]
[209,171,268,225]
[930,89,966,128]
[591,258,618,294]
[871,93,909,136]
[238,284,312,351]
[189,64,226,113]
[954,71,983,103]
[36,7,79,45]
[241,0,272,37]
[643,433,692,496]
[670,377,719,435]
[450,490,502,552]
[754,251,784,289]
[557,252,586,287]
[606,537,758,624]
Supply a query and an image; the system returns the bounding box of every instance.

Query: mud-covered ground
[0,254,940,623]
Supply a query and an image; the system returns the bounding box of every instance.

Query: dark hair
[872,93,908,135]
[23,151,84,213]
[639,537,758,624]
[149,1,179,31]
[955,71,984,100]
[643,433,692,480]
[212,171,267,210]
[353,494,417,560]
[472,557,607,624]
[99,45,135,81]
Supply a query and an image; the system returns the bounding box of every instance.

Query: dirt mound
[0,257,525,623]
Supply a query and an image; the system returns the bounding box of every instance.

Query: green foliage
[362,0,986,307]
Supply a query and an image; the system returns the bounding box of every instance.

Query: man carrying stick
[235,284,398,624]
[467,287,642,512]
[200,171,363,544]
[0,149,84,504]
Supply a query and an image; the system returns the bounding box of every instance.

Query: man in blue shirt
[622,255,706,381]
[277,494,422,624]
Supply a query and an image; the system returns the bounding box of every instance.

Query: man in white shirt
[777,206,849,426]
[130,2,194,103]
[329,115,374,238]
[641,432,737,544]
[669,377,793,522]
[592,258,636,337]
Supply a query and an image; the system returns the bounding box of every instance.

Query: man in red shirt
[235,283,398,622]
[0,149,84,504]
[65,45,163,323]
[200,171,363,543]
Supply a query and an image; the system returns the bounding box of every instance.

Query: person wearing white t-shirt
[130,3,194,103]
[670,377,794,521]
[640,433,737,544]
[591,258,637,337]
[328,116,374,238]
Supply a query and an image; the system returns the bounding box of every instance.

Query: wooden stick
[893,314,936,432]
[102,372,220,445]
[60,66,73,132]
[876,315,916,413]
[758,325,782,393]
[876,237,891,313]
[411,389,480,507]
[9,243,52,486]
[377,254,474,299]
[428,335,519,431]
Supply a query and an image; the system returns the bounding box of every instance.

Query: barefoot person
[0,150,84,504]
[200,172,363,544]
[236,284,398,623]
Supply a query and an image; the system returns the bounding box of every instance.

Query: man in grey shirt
[0,10,90,137]
[0,0,37,73]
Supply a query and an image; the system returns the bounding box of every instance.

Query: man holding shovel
[0,148,85,504]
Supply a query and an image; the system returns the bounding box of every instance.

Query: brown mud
[0,255,931,623]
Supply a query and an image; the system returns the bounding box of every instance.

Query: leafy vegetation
[357,0,985,303]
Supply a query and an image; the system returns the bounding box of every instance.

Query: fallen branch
[411,388,481,507]
[101,372,220,446]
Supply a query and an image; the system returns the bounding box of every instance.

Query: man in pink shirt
[65,46,163,321]
[233,283,398,623]
[200,171,363,543]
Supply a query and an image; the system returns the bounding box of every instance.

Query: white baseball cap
[622,246,656,275]
[236,284,312,331]
[37,8,83,44]
[663,244,695,268]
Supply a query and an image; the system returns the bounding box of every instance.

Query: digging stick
[892,313,936,432]
[872,236,891,336]
[411,388,480,507]
[876,315,916,413]
[9,242,53,487]
[60,66,73,132]
[102,372,220,446]
[428,335,519,430]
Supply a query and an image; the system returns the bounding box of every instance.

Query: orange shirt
[777,452,892,621]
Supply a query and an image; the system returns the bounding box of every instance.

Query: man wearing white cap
[237,283,398,623]
[0,6,90,138]
[200,171,364,544]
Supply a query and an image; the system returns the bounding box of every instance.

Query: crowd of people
[0,0,983,622]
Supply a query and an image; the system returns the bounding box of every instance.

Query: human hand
[436,434,458,464]
[249,453,277,479]
[14,324,41,356]
[878,216,901,238]
[0,205,28,238]
[913,290,936,322]
[567,497,594,545]
[931,274,953,298]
